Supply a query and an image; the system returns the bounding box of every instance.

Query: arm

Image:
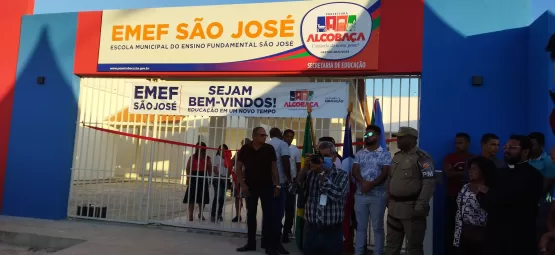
[416,155,436,213]
[374,165,390,186]
[320,170,349,202]
[207,159,213,176]
[185,157,191,185]
[281,142,291,181]
[549,200,555,232]
[352,153,364,183]
[352,163,364,183]
[443,156,464,179]
[272,161,280,186]
[236,148,247,187]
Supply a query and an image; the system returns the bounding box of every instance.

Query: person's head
[394,127,418,151]
[216,144,229,156]
[468,156,496,186]
[309,154,324,172]
[318,141,336,157]
[503,135,532,165]
[455,133,470,153]
[283,129,295,146]
[364,125,382,147]
[528,132,545,157]
[194,142,207,156]
[251,127,268,144]
[269,127,282,139]
[480,133,500,157]
[241,138,252,146]
[318,136,336,146]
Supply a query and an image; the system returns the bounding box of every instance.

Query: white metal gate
[68,75,421,240]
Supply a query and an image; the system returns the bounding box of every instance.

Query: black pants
[537,200,551,254]
[246,186,278,248]
[303,223,343,255]
[445,196,458,255]
[211,178,227,217]
[283,193,296,236]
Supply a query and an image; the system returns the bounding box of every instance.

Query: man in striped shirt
[296,142,349,255]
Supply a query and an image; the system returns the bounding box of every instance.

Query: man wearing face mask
[296,142,349,255]
[385,127,435,255]
[473,135,544,255]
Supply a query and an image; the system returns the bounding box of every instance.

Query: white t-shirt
[334,157,342,170]
[267,138,290,183]
[289,145,302,179]
[213,155,228,177]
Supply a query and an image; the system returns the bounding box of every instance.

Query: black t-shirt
[238,143,276,189]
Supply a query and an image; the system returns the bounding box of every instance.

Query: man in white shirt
[266,128,291,254]
[282,129,302,243]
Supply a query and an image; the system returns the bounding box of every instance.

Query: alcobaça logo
[300,2,373,60]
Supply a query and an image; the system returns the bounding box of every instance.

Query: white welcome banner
[129,81,349,118]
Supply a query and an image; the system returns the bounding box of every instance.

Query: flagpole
[307,104,317,151]
[346,102,353,123]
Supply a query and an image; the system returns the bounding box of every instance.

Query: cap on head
[393,126,418,138]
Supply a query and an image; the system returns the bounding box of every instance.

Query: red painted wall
[0,0,35,211]
[74,0,423,77]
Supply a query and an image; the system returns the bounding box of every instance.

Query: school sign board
[97,0,380,72]
[129,82,349,118]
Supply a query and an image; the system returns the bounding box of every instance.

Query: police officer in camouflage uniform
[384,127,435,255]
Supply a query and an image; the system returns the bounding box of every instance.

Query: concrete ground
[0,216,301,255]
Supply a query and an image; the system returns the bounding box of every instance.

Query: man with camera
[296,142,349,255]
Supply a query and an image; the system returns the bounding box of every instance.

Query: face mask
[323,157,333,169]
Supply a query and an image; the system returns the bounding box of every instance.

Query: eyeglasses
[503,145,521,150]
[257,133,268,137]
[363,132,374,139]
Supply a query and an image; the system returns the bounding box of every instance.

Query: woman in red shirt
[183,142,212,221]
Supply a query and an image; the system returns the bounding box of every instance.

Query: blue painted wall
[2,13,79,220]
[422,0,555,254]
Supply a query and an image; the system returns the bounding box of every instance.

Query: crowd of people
[443,132,555,255]
[180,125,555,255]
[181,124,438,255]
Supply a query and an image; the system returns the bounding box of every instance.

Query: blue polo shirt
[529,151,555,178]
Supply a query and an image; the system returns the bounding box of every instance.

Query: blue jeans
[211,178,226,217]
[354,194,386,255]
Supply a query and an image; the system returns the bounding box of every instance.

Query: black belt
[307,222,342,229]
[389,194,419,202]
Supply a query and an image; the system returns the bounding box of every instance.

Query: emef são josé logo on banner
[301,2,373,60]
[129,82,348,118]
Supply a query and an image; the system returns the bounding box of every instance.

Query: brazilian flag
[295,112,314,250]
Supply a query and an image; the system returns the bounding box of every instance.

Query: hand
[413,205,430,218]
[274,186,281,197]
[241,183,250,196]
[540,232,554,254]
[361,181,374,193]
[468,183,488,194]
[319,172,326,186]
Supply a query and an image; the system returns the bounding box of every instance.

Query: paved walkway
[0,216,301,255]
